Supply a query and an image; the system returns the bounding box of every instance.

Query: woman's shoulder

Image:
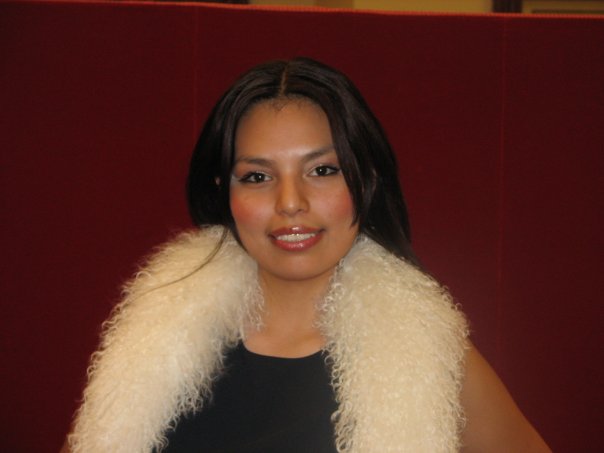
[460,344,551,452]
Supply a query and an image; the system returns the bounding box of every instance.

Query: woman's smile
[230,99,358,286]
[269,226,324,251]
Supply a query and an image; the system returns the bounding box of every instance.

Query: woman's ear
[215,177,221,186]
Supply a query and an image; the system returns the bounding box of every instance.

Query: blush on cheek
[229,196,246,220]
[323,190,356,224]
[230,195,263,231]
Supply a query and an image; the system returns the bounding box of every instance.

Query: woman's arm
[59,438,70,453]
[460,344,551,452]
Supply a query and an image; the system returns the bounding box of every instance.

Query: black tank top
[161,342,338,452]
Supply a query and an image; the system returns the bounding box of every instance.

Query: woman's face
[230,99,358,288]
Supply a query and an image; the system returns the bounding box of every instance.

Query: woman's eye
[310,165,340,177]
[239,172,271,184]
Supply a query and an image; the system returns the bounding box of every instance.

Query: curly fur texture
[69,227,468,452]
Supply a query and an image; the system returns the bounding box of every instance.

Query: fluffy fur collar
[70,227,468,452]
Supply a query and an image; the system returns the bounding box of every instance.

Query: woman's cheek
[229,194,245,222]
[321,187,355,224]
[230,192,265,231]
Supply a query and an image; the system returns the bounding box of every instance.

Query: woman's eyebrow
[301,145,336,163]
[234,145,336,166]
[233,156,273,167]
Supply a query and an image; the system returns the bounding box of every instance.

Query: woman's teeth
[276,233,317,242]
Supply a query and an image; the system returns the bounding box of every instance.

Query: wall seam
[193,7,199,145]
[496,15,509,362]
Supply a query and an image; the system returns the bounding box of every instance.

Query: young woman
[64,58,550,452]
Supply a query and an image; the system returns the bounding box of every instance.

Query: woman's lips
[269,227,323,251]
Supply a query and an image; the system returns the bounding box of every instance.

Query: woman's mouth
[270,227,323,251]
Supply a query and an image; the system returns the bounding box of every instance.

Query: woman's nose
[275,176,309,216]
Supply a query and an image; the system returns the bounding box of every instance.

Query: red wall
[1,2,603,451]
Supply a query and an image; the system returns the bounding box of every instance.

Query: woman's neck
[244,271,332,358]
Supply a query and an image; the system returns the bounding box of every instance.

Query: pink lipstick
[269,226,323,251]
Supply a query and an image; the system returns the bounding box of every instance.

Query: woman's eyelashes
[309,164,340,177]
[237,171,272,184]
[234,164,341,184]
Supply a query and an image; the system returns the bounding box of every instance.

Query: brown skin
[460,345,552,452]
[59,439,69,453]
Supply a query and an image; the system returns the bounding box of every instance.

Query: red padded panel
[1,2,195,450]
[500,17,604,452]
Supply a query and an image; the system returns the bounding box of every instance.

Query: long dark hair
[188,57,419,265]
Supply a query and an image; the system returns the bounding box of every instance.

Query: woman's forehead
[234,100,333,158]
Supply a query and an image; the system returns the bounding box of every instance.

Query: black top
[161,342,338,453]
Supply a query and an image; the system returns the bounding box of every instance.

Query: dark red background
[1,1,602,451]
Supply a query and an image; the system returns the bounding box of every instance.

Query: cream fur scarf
[69,227,468,452]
